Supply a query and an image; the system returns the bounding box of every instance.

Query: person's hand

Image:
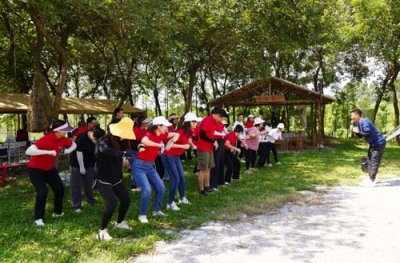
[80,167,86,175]
[192,145,197,150]
[236,148,241,154]
[49,150,56,156]
[214,141,219,150]
[351,125,359,133]
[183,144,190,150]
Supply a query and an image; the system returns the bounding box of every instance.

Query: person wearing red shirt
[245,114,255,129]
[72,116,97,141]
[168,113,180,132]
[197,107,228,196]
[129,116,151,191]
[161,112,197,211]
[210,115,227,191]
[224,125,244,183]
[133,116,179,223]
[26,120,76,227]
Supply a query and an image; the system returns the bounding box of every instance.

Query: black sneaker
[199,190,207,196]
[205,187,216,192]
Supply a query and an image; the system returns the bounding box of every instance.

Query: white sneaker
[138,215,149,223]
[276,162,281,165]
[52,212,64,218]
[74,208,82,213]
[97,229,112,241]
[115,220,132,230]
[34,219,45,227]
[152,210,167,217]
[268,163,272,167]
[166,202,180,211]
[178,197,191,205]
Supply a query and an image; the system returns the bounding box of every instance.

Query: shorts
[197,150,215,170]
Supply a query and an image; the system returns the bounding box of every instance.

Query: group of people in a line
[25,107,286,241]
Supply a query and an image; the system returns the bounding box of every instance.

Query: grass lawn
[1,139,399,262]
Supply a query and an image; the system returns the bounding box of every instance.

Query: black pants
[224,150,240,182]
[155,155,165,179]
[245,149,257,170]
[368,143,386,181]
[257,143,267,168]
[96,181,130,230]
[28,167,64,220]
[266,142,279,164]
[193,149,198,173]
[210,139,224,188]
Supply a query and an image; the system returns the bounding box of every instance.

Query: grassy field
[1,139,399,262]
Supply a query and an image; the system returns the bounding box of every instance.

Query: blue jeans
[133,158,165,215]
[128,150,138,187]
[161,155,186,204]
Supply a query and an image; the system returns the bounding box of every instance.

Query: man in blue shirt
[350,108,386,183]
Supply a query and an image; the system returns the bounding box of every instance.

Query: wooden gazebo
[208,77,335,146]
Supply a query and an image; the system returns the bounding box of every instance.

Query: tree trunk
[371,72,391,123]
[184,64,199,114]
[28,33,52,132]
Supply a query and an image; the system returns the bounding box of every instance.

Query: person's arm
[189,138,197,150]
[200,130,214,143]
[64,142,77,154]
[225,140,240,153]
[76,151,86,174]
[165,132,180,151]
[141,136,163,148]
[25,145,56,156]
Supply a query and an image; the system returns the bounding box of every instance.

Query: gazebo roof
[0,93,145,114]
[208,77,335,107]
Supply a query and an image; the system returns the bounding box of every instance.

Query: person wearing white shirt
[264,123,284,167]
[232,113,247,159]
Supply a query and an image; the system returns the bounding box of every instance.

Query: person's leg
[146,165,165,212]
[45,168,64,215]
[210,147,220,188]
[257,143,266,167]
[250,149,256,168]
[154,155,165,179]
[266,143,272,164]
[70,166,83,209]
[28,168,48,220]
[133,161,152,215]
[245,147,250,170]
[369,143,386,181]
[233,155,241,179]
[96,182,117,230]
[272,143,279,163]
[174,156,186,199]
[113,182,131,224]
[83,167,96,205]
[217,140,225,185]
[129,150,138,188]
[161,155,178,205]
[224,150,233,183]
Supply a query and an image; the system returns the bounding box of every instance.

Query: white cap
[277,123,285,129]
[248,114,254,118]
[254,117,265,125]
[196,117,203,122]
[152,116,172,127]
[184,112,198,122]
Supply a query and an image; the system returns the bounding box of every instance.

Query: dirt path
[133,177,400,263]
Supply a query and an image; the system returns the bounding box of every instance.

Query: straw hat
[109,117,135,139]
[254,117,265,125]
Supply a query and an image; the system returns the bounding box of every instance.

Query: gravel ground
[133,176,400,263]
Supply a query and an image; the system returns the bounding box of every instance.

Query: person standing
[210,110,226,191]
[350,108,386,184]
[25,120,77,226]
[112,107,124,123]
[95,117,135,241]
[197,108,228,196]
[161,112,197,211]
[264,123,284,167]
[245,114,255,129]
[223,125,243,183]
[232,113,246,159]
[69,126,105,212]
[72,116,97,141]
[243,117,265,174]
[130,116,151,191]
[133,116,179,223]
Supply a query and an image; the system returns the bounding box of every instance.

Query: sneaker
[52,212,64,218]
[199,190,207,196]
[152,210,167,217]
[166,202,180,211]
[195,171,199,176]
[205,187,217,192]
[74,208,82,213]
[224,182,230,185]
[245,170,252,175]
[276,162,281,165]
[115,220,132,230]
[240,160,246,163]
[268,163,272,167]
[178,197,191,205]
[138,215,149,223]
[97,229,112,241]
[131,187,141,192]
[34,219,45,227]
